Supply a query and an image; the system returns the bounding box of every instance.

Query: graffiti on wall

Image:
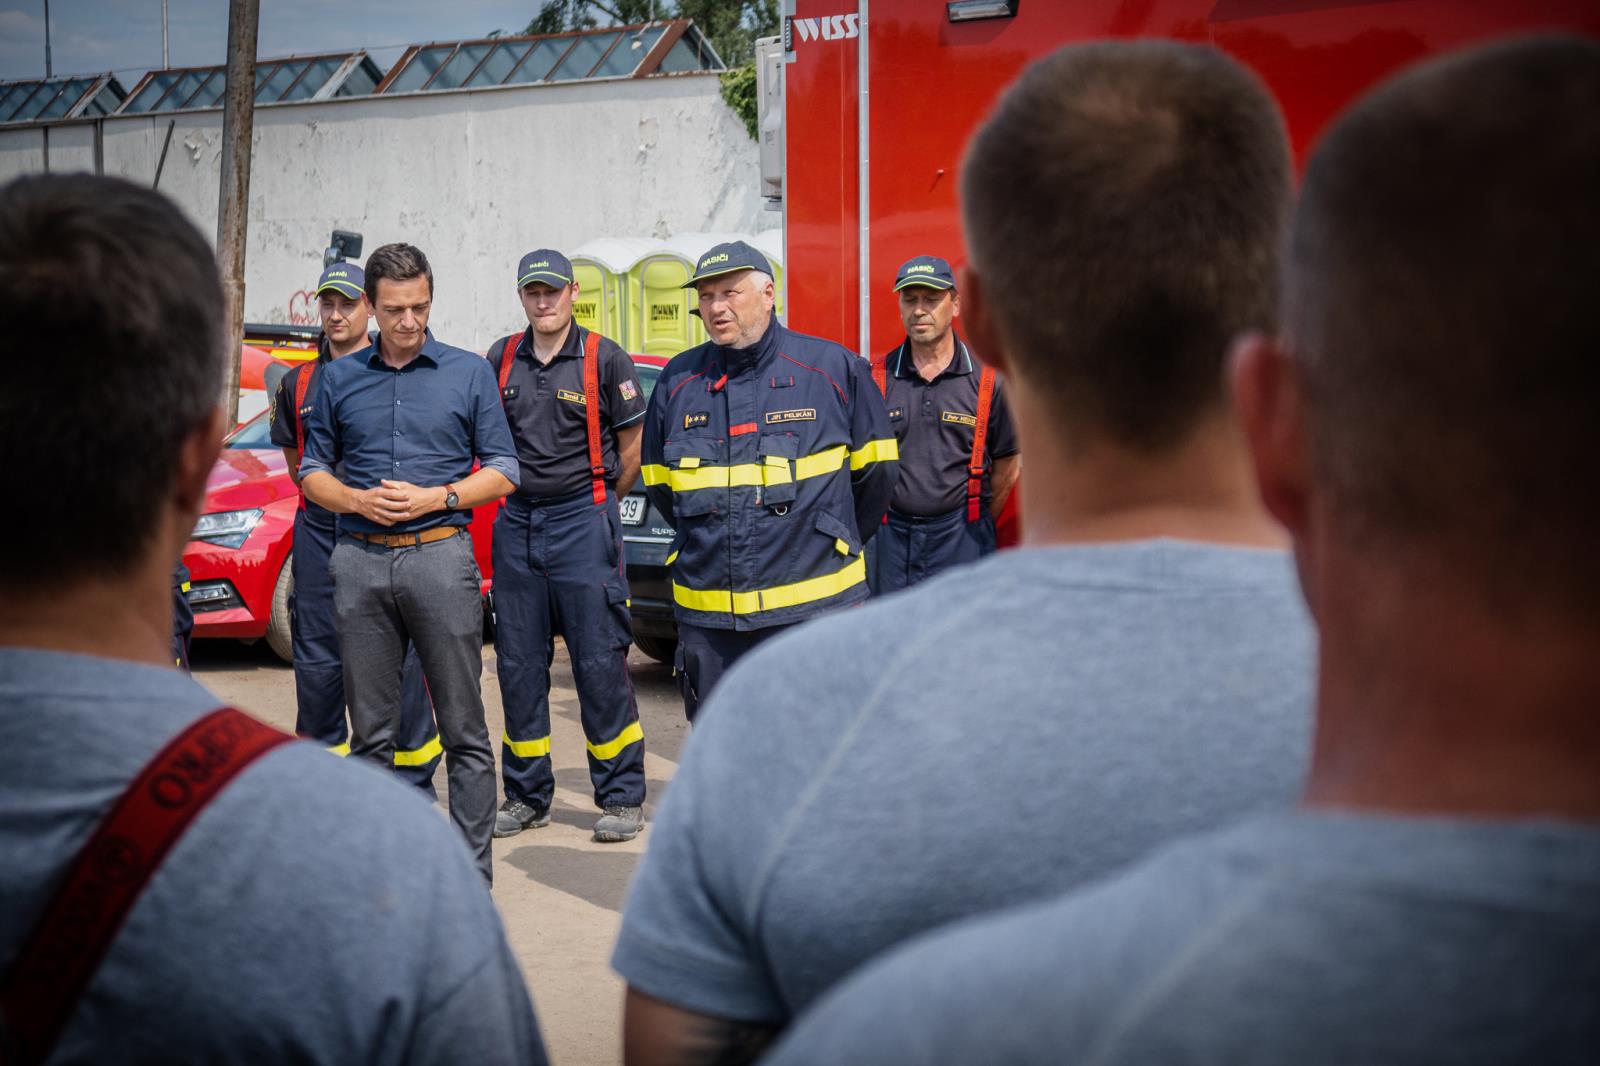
[287,290,318,326]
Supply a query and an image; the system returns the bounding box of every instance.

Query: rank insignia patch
[502,385,520,400]
[684,412,710,429]
[887,407,905,420]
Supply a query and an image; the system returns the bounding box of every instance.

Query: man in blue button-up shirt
[301,243,518,882]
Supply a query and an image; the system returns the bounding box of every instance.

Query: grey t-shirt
[0,648,545,1064]
[766,811,1600,1065]
[612,540,1315,1022]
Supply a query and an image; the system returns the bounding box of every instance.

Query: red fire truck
[760,0,1599,542]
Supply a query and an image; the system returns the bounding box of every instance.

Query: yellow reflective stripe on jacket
[665,549,679,566]
[393,734,442,767]
[587,720,644,761]
[644,445,853,494]
[673,554,867,615]
[504,732,552,758]
[791,444,848,480]
[849,437,899,470]
[327,742,351,757]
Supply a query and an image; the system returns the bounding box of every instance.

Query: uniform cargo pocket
[814,510,861,558]
[603,573,633,648]
[664,437,724,518]
[757,433,799,508]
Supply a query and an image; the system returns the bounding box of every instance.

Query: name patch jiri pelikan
[764,408,817,425]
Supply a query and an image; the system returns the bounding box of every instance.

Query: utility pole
[216,0,259,425]
[163,0,170,68]
[43,0,52,77]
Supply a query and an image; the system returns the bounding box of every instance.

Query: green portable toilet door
[571,261,625,345]
[636,256,706,357]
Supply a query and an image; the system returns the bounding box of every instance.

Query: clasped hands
[351,480,445,527]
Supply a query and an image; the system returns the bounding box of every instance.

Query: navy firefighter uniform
[171,563,193,671]
[490,250,648,831]
[269,263,442,791]
[641,241,899,720]
[870,255,1018,594]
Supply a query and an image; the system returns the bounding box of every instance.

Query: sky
[0,0,559,85]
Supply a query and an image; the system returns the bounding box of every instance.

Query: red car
[184,408,498,660]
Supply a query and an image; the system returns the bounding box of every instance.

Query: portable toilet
[750,229,785,322]
[569,238,660,349]
[631,232,747,357]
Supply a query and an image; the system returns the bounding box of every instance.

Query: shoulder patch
[683,412,710,429]
[942,411,978,428]
[765,408,817,425]
[619,379,638,402]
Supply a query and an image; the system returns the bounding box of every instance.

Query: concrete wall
[0,73,766,352]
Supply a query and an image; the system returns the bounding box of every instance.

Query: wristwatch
[444,483,459,511]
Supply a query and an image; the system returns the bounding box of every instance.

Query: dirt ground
[190,636,688,1066]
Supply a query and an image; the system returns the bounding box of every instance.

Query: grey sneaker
[593,804,644,842]
[494,797,550,838]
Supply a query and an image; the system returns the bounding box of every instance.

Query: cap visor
[518,271,573,288]
[682,265,751,288]
[893,277,955,292]
[316,281,365,298]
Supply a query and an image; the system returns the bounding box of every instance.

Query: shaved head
[1288,35,1600,619]
[961,40,1290,453]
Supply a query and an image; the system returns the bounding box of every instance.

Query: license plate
[620,496,646,525]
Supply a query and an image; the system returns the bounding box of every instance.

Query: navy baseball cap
[893,255,956,292]
[316,262,365,299]
[516,249,574,289]
[683,240,772,287]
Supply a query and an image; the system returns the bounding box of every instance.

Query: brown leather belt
[344,527,461,549]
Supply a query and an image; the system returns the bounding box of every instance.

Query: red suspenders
[497,327,608,506]
[967,366,997,523]
[579,331,606,506]
[877,346,996,524]
[293,362,315,464]
[495,330,522,395]
[0,708,294,1065]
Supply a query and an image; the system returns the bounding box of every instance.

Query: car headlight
[191,508,264,549]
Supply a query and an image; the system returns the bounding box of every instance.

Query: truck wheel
[632,633,676,665]
[265,555,294,663]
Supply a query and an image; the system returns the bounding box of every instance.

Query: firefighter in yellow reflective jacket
[641,241,899,720]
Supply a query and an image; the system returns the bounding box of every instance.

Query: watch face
[446,492,459,509]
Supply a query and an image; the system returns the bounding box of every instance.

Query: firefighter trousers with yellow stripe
[492,488,645,810]
[291,507,442,793]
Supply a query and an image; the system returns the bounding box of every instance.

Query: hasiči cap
[316,262,365,299]
[893,255,956,292]
[516,249,574,289]
[683,240,772,287]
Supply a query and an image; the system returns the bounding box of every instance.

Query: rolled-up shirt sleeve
[470,356,521,490]
[298,367,340,481]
